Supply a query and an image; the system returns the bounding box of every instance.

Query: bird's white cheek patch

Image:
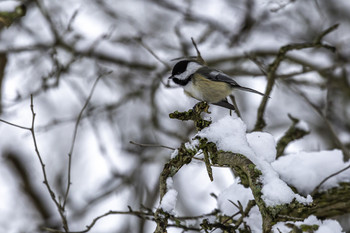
[174,62,202,80]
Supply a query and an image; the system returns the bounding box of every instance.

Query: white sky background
[0,0,350,232]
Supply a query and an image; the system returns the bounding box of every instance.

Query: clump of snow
[273,215,344,233]
[197,116,310,206]
[272,149,350,195]
[244,206,263,233]
[217,180,254,216]
[197,116,255,158]
[247,132,276,163]
[295,120,310,131]
[295,194,313,204]
[194,115,349,210]
[159,178,178,214]
[170,149,178,159]
[0,2,21,12]
[185,140,199,151]
[171,140,201,159]
[185,219,198,228]
[261,178,296,206]
[160,189,178,214]
[166,176,174,189]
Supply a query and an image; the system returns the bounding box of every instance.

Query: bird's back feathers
[196,67,266,97]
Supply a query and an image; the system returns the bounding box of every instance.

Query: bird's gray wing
[197,67,266,97]
[197,67,239,86]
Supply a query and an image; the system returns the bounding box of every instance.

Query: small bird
[168,59,265,111]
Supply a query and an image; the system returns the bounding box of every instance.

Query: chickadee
[169,60,265,111]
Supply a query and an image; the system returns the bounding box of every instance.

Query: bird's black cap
[170,60,191,77]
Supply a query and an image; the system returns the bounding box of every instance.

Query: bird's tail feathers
[236,86,269,97]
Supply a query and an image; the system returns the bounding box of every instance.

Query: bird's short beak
[168,75,174,79]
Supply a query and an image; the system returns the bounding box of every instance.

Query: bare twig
[34,0,60,40]
[129,141,175,150]
[286,85,350,194]
[311,164,350,196]
[136,38,170,68]
[228,0,256,47]
[0,53,7,114]
[62,72,106,209]
[43,209,154,233]
[246,52,268,75]
[234,200,256,229]
[229,95,241,117]
[314,24,339,44]
[154,0,231,37]
[191,37,206,65]
[0,42,156,71]
[65,10,79,33]
[36,89,143,132]
[293,88,350,161]
[44,206,208,233]
[174,210,219,221]
[29,95,70,231]
[0,96,70,230]
[253,24,339,131]
[0,118,31,130]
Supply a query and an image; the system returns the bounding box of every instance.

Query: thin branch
[0,53,7,114]
[253,24,338,131]
[29,95,69,231]
[174,210,219,221]
[65,10,79,33]
[34,0,60,40]
[314,24,339,44]
[311,164,350,196]
[36,89,143,132]
[129,141,175,150]
[63,72,106,209]
[153,0,231,37]
[0,118,31,130]
[286,85,350,194]
[191,37,206,64]
[43,208,218,233]
[234,200,256,229]
[43,209,154,233]
[246,52,268,75]
[136,38,170,68]
[0,43,156,71]
[294,87,350,161]
[208,200,242,233]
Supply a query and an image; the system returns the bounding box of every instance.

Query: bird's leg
[229,95,241,118]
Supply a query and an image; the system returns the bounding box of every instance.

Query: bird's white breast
[183,81,203,101]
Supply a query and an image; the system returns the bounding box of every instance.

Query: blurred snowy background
[0,0,349,232]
